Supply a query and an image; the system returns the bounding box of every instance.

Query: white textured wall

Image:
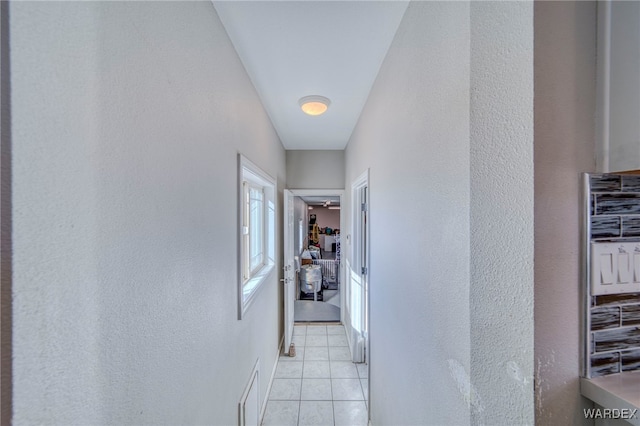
[10,2,285,425]
[607,1,640,172]
[0,2,12,423]
[345,3,472,424]
[470,3,534,424]
[534,2,596,425]
[346,2,536,424]
[286,150,344,189]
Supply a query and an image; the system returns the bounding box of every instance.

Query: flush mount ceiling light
[299,95,331,116]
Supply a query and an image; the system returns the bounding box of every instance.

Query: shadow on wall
[1,1,13,424]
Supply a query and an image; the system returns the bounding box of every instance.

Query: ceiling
[299,195,340,206]
[213,1,409,150]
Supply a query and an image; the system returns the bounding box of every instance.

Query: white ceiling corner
[213,1,409,150]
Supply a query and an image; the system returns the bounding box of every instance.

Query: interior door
[350,172,369,364]
[283,190,295,354]
[360,185,369,360]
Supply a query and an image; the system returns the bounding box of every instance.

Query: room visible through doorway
[291,193,342,323]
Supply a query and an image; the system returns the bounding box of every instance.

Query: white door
[360,185,369,358]
[351,171,369,363]
[283,189,295,354]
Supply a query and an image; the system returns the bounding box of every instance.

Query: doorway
[283,189,344,342]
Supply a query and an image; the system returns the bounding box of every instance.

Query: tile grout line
[329,347,336,426]
[296,324,305,426]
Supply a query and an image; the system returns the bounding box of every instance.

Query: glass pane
[249,187,264,273]
[268,200,275,262]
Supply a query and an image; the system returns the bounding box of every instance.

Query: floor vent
[239,359,260,426]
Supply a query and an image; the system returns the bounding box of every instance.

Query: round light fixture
[299,95,331,116]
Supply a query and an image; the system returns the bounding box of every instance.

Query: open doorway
[285,190,344,324]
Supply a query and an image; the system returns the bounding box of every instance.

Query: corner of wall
[534,1,598,424]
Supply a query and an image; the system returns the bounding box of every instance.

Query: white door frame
[350,170,370,364]
[283,190,295,354]
[288,189,345,324]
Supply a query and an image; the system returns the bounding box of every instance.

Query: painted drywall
[469,3,534,425]
[286,150,345,189]
[534,2,597,424]
[0,2,12,424]
[345,2,472,424]
[309,207,340,231]
[9,2,285,425]
[346,2,536,424]
[607,1,640,172]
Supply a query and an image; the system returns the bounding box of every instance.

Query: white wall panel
[470,3,534,424]
[286,150,344,189]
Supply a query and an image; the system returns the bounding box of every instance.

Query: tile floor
[262,324,369,426]
[323,290,340,308]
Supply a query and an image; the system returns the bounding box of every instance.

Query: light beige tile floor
[262,324,368,426]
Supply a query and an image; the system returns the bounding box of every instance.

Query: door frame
[283,190,295,354]
[351,170,370,412]
[287,189,345,324]
[350,170,370,364]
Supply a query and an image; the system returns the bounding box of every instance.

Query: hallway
[262,324,368,426]
[4,0,565,423]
